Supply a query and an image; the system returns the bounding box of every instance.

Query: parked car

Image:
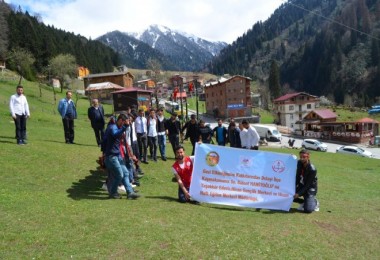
[301,139,328,151]
[336,145,373,158]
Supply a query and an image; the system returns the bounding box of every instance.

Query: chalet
[135,79,155,90]
[273,92,320,129]
[83,71,134,90]
[85,82,124,103]
[204,75,252,119]
[112,88,152,114]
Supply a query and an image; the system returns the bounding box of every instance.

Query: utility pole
[193,74,199,120]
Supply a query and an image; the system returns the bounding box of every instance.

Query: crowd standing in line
[9,87,318,211]
[9,85,30,145]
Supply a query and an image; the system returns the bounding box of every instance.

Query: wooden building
[112,88,152,113]
[83,71,134,90]
[204,75,252,119]
[85,82,124,103]
[297,109,379,143]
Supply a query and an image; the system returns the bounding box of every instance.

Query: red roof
[312,109,337,119]
[111,87,153,94]
[274,92,318,102]
[356,117,379,123]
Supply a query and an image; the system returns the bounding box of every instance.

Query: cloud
[4,0,284,43]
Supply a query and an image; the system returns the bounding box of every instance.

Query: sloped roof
[274,92,318,102]
[204,75,252,87]
[356,117,379,123]
[312,109,337,119]
[111,87,153,94]
[85,82,124,91]
[83,71,134,79]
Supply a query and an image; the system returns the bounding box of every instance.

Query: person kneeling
[172,145,196,203]
[294,149,319,213]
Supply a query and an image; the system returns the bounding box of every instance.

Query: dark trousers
[190,138,197,156]
[92,126,104,146]
[136,133,148,162]
[169,134,179,157]
[148,136,158,160]
[62,117,75,143]
[14,114,27,141]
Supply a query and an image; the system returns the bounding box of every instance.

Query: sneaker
[131,184,137,188]
[22,140,27,144]
[109,194,122,199]
[17,140,24,145]
[314,200,320,212]
[162,157,167,161]
[297,203,304,211]
[127,193,140,200]
[117,185,126,193]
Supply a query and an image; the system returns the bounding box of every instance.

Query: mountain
[98,25,227,71]
[206,0,380,106]
[97,30,178,70]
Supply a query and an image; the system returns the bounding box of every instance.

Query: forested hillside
[0,2,119,80]
[207,0,380,106]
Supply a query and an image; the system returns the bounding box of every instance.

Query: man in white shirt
[147,109,158,162]
[9,85,30,145]
[241,120,260,150]
[134,109,148,164]
[239,123,249,149]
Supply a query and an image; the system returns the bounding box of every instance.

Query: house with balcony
[273,92,320,129]
[204,75,252,119]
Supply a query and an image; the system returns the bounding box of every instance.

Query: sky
[4,0,285,44]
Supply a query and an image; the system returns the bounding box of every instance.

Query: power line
[284,0,380,41]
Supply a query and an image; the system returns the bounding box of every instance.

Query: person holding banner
[172,145,194,203]
[294,149,319,213]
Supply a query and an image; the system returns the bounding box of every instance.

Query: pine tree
[268,60,281,100]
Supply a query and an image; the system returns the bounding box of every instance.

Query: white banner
[189,143,297,211]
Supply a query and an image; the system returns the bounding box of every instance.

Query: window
[307,104,311,109]
[290,114,293,120]
[289,105,294,111]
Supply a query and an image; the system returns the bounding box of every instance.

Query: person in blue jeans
[294,149,319,213]
[104,114,140,200]
[156,108,168,161]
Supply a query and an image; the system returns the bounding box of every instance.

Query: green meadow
[0,75,379,259]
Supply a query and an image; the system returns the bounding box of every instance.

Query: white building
[273,92,320,129]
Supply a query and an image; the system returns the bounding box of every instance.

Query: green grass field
[0,74,380,259]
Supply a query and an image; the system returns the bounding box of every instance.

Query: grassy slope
[0,74,379,259]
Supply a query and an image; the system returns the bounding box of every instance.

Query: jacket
[58,98,77,119]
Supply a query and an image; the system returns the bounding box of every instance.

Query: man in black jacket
[181,114,199,155]
[87,98,105,146]
[165,112,181,157]
[294,149,319,213]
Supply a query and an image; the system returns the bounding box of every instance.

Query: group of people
[9,86,319,212]
[172,142,319,213]
[180,116,261,156]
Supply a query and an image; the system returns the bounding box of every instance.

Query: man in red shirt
[172,145,194,203]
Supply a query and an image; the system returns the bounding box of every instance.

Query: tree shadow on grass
[66,168,109,200]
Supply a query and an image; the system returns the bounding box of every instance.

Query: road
[188,109,380,160]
